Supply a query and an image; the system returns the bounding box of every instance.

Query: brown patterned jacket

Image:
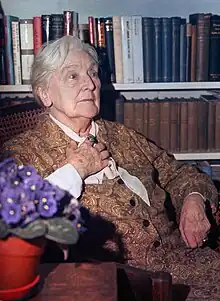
[1,113,218,268]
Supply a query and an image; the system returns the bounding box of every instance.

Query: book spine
[11,19,22,84]
[171,17,181,82]
[180,100,188,151]
[105,17,116,82]
[209,15,220,81]
[112,16,123,83]
[121,16,133,83]
[4,16,15,84]
[142,17,154,82]
[88,16,95,46]
[79,23,89,43]
[115,95,124,123]
[170,100,180,151]
[64,11,73,36]
[124,101,135,129]
[72,11,79,37]
[148,100,160,145]
[0,2,6,84]
[159,100,170,150]
[196,13,211,81]
[153,18,162,82]
[186,23,192,82]
[132,15,144,83]
[134,100,144,134]
[180,19,187,82]
[33,16,42,55]
[41,15,51,44]
[190,25,196,81]
[50,14,64,40]
[161,18,172,82]
[19,19,34,85]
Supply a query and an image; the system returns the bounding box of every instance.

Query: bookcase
[1,0,220,163]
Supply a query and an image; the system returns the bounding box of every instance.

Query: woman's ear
[36,86,53,107]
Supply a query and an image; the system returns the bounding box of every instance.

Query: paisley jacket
[2,113,220,300]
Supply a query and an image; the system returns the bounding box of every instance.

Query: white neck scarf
[50,115,150,206]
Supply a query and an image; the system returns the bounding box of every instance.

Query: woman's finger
[93,143,106,152]
[100,150,110,160]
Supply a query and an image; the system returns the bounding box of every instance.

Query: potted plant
[0,158,84,300]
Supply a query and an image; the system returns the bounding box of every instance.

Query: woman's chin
[77,105,99,119]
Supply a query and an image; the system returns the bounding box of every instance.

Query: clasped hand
[66,138,110,179]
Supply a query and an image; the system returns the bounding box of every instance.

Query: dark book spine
[104,17,116,83]
[0,1,6,84]
[64,11,73,36]
[161,18,172,82]
[180,19,187,82]
[142,17,154,82]
[196,13,211,81]
[79,24,90,43]
[97,18,110,84]
[209,15,220,81]
[171,17,181,82]
[50,14,64,41]
[186,23,192,82]
[41,15,51,44]
[115,95,124,123]
[153,18,162,82]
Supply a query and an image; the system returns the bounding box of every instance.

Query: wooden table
[30,262,173,301]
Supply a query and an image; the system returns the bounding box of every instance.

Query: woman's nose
[83,74,95,90]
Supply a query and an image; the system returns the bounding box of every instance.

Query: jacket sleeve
[128,127,218,221]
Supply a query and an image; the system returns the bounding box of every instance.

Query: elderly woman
[2,36,220,299]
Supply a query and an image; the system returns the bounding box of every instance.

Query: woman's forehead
[63,50,95,67]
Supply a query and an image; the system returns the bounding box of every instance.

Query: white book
[132,16,144,83]
[121,16,133,83]
[11,21,22,85]
[113,16,123,84]
[20,19,34,85]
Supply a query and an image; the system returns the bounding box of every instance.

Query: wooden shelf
[173,152,220,161]
[112,82,220,91]
[0,85,32,92]
[0,82,220,93]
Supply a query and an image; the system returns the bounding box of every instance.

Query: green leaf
[44,218,79,245]
[10,220,47,239]
[0,220,9,239]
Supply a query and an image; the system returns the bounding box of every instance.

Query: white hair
[31,35,99,105]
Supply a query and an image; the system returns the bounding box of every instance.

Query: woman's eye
[69,74,77,80]
[89,70,98,77]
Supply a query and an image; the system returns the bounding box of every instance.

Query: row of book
[0,5,90,85]
[115,94,220,152]
[89,13,220,84]
[1,0,220,86]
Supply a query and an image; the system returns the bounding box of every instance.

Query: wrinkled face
[41,50,101,120]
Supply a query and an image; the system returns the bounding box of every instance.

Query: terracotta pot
[0,236,45,290]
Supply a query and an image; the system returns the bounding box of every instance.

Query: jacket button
[143,220,150,227]
[117,178,124,185]
[153,240,160,248]
[129,199,136,207]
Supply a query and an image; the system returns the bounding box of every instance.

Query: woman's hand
[179,194,210,248]
[65,139,110,179]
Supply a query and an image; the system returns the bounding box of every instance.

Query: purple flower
[1,202,21,224]
[17,165,38,180]
[37,195,58,218]
[0,158,85,238]
[42,181,65,201]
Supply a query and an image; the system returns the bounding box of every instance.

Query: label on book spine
[121,16,133,83]
[132,16,144,83]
